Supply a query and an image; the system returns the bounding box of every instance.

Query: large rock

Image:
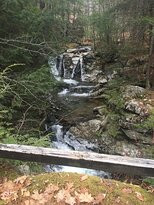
[67,119,143,157]
[69,119,103,139]
[112,141,142,157]
[64,132,98,152]
[125,99,150,116]
[122,85,146,99]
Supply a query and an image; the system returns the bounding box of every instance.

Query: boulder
[98,135,142,157]
[112,141,142,157]
[119,113,143,130]
[64,132,98,151]
[69,119,103,139]
[125,99,150,116]
[122,85,146,99]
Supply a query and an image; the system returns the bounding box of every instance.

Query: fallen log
[0,144,154,176]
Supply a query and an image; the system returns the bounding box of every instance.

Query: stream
[45,47,110,178]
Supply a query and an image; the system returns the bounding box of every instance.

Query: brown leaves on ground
[0,176,31,204]
[0,176,107,205]
[80,175,88,182]
[0,174,150,205]
[135,192,144,201]
[122,188,133,194]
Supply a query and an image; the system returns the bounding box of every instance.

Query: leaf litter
[0,173,153,204]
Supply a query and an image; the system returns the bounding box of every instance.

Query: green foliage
[143,178,154,186]
[0,63,58,147]
[91,11,117,47]
[106,113,121,138]
[100,78,127,138]
[142,110,154,130]
[104,78,126,111]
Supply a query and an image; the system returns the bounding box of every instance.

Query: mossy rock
[0,172,153,205]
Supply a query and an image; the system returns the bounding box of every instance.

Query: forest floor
[0,162,154,205]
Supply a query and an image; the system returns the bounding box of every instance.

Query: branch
[17,105,32,134]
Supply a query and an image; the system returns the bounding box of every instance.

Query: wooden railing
[0,144,154,177]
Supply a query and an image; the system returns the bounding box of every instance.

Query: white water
[70,93,90,97]
[63,79,79,85]
[58,89,69,96]
[47,47,110,177]
[45,124,110,178]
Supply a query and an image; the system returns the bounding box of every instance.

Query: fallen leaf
[135,192,144,201]
[14,176,28,184]
[55,189,67,202]
[78,192,94,203]
[21,189,31,197]
[94,193,106,204]
[65,195,76,205]
[80,175,88,182]
[1,191,18,202]
[23,199,37,205]
[45,184,59,194]
[31,190,41,201]
[0,180,15,192]
[122,188,133,194]
[65,182,74,192]
[79,188,88,194]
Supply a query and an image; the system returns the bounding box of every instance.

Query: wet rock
[122,85,146,99]
[125,99,150,116]
[64,132,98,151]
[83,52,95,63]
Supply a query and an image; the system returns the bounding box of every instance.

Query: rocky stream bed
[45,46,154,177]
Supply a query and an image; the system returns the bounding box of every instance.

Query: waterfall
[49,58,61,81]
[49,46,94,95]
[49,47,91,83]
[45,124,110,178]
[46,46,111,177]
[57,54,64,77]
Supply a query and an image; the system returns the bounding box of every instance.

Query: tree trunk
[146,28,154,89]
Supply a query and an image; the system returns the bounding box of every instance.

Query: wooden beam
[0,144,154,177]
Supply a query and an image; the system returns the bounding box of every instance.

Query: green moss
[27,173,154,205]
[0,172,153,204]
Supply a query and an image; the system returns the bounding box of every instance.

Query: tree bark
[146,29,154,89]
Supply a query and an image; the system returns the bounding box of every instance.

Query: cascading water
[49,47,95,96]
[45,124,110,178]
[47,46,110,178]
